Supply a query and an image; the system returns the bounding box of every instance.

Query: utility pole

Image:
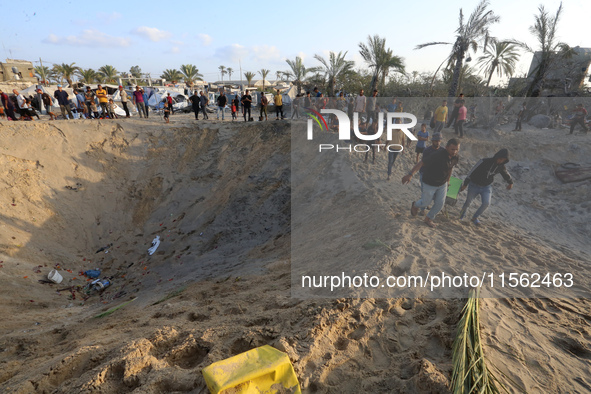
[39,57,46,86]
[239,59,243,91]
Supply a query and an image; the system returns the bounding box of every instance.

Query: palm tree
[477,40,520,87]
[180,64,203,88]
[160,69,183,84]
[517,2,574,97]
[52,62,80,87]
[443,64,484,96]
[98,65,119,84]
[244,71,255,87]
[35,66,51,85]
[259,69,270,91]
[77,68,98,84]
[284,56,321,95]
[313,51,355,96]
[219,65,227,82]
[129,65,142,78]
[227,67,234,80]
[416,0,499,97]
[359,34,405,92]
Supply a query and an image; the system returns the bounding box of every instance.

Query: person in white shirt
[354,89,366,114]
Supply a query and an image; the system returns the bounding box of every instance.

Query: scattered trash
[202,345,301,394]
[95,244,113,254]
[92,278,111,291]
[84,269,101,279]
[148,236,160,255]
[47,269,63,284]
[65,183,82,191]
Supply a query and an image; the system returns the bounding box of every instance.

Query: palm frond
[415,41,452,50]
[451,289,506,394]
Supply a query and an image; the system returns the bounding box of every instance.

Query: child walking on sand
[164,102,170,123]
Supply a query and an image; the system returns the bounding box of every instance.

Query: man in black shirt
[241,90,252,121]
[216,91,227,120]
[402,138,460,228]
[459,149,513,225]
[189,91,200,119]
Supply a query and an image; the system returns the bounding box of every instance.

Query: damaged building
[509,46,591,96]
[0,59,37,83]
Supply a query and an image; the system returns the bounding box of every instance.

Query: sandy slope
[0,114,589,393]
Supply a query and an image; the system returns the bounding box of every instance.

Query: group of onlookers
[0,85,158,121]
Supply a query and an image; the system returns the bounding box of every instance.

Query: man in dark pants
[189,91,200,120]
[513,102,526,131]
[200,91,209,119]
[402,139,461,228]
[569,104,588,134]
[418,132,445,215]
[54,85,73,120]
[85,87,96,118]
[216,90,227,120]
[241,90,252,121]
[0,89,17,120]
[446,93,464,128]
[166,93,174,114]
[367,89,378,124]
[118,86,130,118]
[274,89,283,119]
[260,93,268,121]
[459,149,513,225]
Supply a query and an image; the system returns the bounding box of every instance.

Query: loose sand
[0,113,590,393]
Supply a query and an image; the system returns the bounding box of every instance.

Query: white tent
[148,91,164,107]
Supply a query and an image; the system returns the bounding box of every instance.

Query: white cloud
[170,40,184,46]
[251,45,282,63]
[170,47,180,54]
[44,30,131,48]
[131,26,171,42]
[198,34,212,46]
[351,52,365,68]
[214,44,249,63]
[97,12,122,23]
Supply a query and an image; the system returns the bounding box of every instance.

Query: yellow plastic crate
[202,345,301,394]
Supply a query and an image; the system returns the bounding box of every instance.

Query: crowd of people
[2,82,588,229]
[331,90,518,229]
[0,85,151,121]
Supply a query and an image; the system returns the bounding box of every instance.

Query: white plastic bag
[148,236,160,255]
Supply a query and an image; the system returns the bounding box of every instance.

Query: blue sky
[3,0,589,85]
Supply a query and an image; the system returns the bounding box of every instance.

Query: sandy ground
[0,111,589,393]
